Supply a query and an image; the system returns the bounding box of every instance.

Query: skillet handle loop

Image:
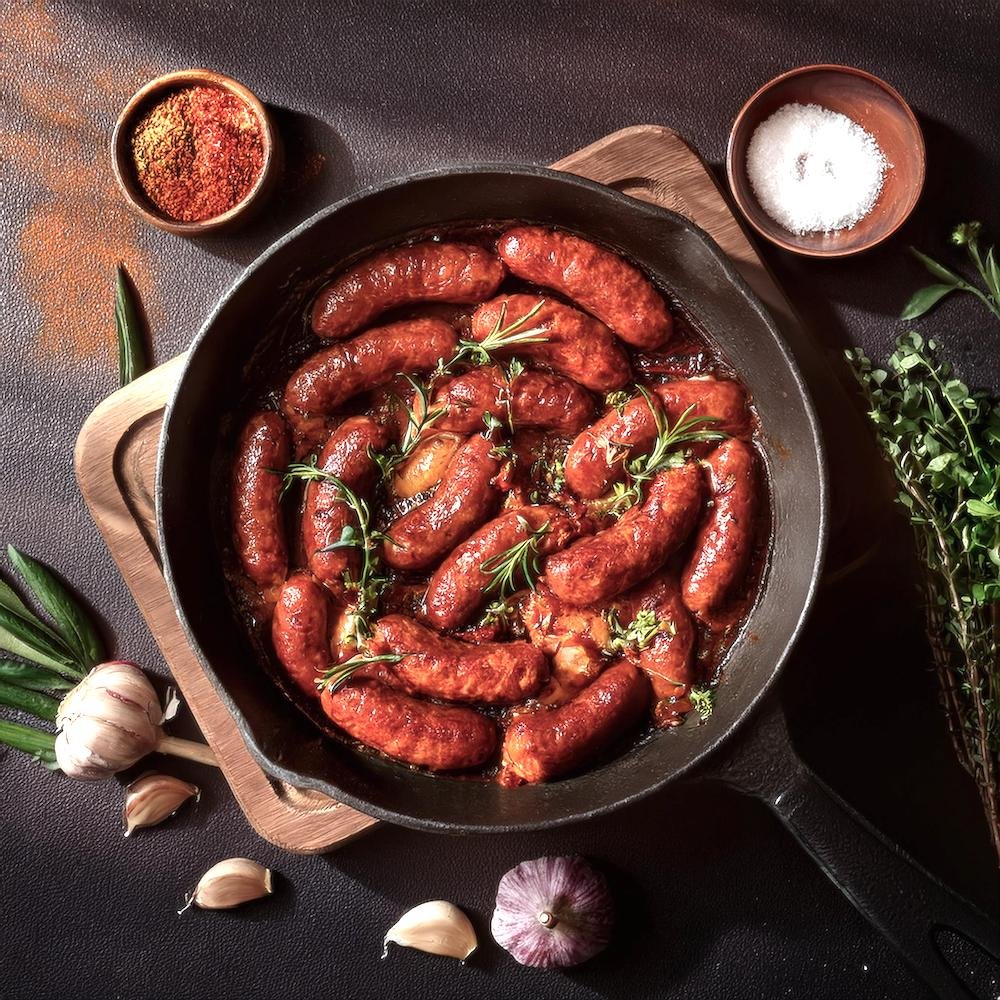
[714,706,999,999]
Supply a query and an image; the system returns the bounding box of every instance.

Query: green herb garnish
[115,264,148,387]
[605,608,673,654]
[318,653,405,695]
[689,686,715,721]
[481,517,550,599]
[438,298,548,375]
[370,374,448,480]
[604,390,631,414]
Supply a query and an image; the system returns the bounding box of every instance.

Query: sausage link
[682,439,759,627]
[424,506,580,630]
[546,462,704,605]
[564,378,750,500]
[321,679,498,771]
[231,411,290,588]
[303,416,389,593]
[372,614,548,704]
[433,366,595,436]
[470,295,630,393]
[383,434,501,571]
[272,573,329,698]
[311,241,505,339]
[502,660,650,783]
[284,318,457,417]
[497,226,673,350]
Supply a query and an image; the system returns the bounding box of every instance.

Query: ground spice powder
[130,85,264,222]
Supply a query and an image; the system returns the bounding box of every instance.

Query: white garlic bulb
[55,661,163,780]
[383,900,477,961]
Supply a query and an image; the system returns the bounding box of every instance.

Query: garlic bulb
[54,661,216,780]
[123,773,200,836]
[491,856,614,968]
[383,900,477,961]
[179,858,273,913]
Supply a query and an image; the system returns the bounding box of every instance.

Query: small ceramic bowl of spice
[727,64,924,257]
[112,69,282,235]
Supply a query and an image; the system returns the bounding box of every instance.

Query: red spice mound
[129,84,264,223]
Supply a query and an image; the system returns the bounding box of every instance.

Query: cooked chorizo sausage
[564,378,750,500]
[303,416,389,594]
[470,295,630,393]
[496,226,673,350]
[424,506,580,630]
[311,241,505,340]
[502,660,650,783]
[433,366,595,436]
[321,679,498,771]
[272,573,329,698]
[284,318,457,417]
[682,439,759,627]
[231,410,290,588]
[546,462,704,606]
[371,614,548,704]
[383,434,501,571]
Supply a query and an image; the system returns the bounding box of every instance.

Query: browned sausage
[383,434,501,571]
[424,506,580,630]
[564,378,750,500]
[469,295,630,393]
[302,417,389,594]
[284,318,457,417]
[497,226,672,350]
[682,439,759,627]
[320,679,498,771]
[502,660,650,783]
[371,614,548,704]
[546,462,704,605]
[231,411,290,588]
[433,366,595,436]
[311,241,505,339]
[614,573,696,700]
[272,573,329,698]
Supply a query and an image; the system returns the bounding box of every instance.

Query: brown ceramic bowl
[726,64,925,257]
[111,69,282,235]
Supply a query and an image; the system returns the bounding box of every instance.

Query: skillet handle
[707,701,1000,999]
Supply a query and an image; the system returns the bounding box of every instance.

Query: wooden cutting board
[75,125,798,853]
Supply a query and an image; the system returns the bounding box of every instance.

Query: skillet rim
[156,163,830,833]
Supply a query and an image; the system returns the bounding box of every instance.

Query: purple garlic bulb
[491,855,614,968]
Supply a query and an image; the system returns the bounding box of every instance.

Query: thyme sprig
[281,461,392,644]
[371,374,448,480]
[591,391,726,517]
[318,653,404,695]
[481,518,550,599]
[847,328,1000,860]
[437,298,548,376]
[605,608,674,654]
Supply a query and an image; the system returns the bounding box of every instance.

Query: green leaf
[900,283,958,321]
[0,578,72,652]
[115,264,148,387]
[985,246,1000,303]
[0,719,57,766]
[0,659,74,692]
[0,679,59,722]
[7,547,105,671]
[926,453,955,472]
[966,499,1000,518]
[0,606,80,677]
[909,248,965,286]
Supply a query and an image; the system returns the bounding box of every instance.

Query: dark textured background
[1,2,998,998]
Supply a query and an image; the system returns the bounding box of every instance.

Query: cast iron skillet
[157,167,997,997]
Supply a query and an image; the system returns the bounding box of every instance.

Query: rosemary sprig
[282,462,391,644]
[371,374,448,480]
[605,608,674,654]
[605,390,631,414]
[592,391,725,517]
[438,298,549,375]
[115,264,148,387]
[481,518,550,599]
[689,686,715,721]
[318,653,404,695]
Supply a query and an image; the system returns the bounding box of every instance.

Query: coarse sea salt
[746,102,888,236]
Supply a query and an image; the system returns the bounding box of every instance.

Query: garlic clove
[382,900,477,961]
[123,772,200,836]
[179,858,273,914]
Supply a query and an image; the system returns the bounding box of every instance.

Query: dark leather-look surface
[1,2,997,999]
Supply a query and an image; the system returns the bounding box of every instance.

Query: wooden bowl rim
[111,68,280,235]
[725,63,926,258]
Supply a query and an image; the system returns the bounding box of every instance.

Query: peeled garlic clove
[123,772,200,836]
[179,858,273,914]
[382,900,477,961]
